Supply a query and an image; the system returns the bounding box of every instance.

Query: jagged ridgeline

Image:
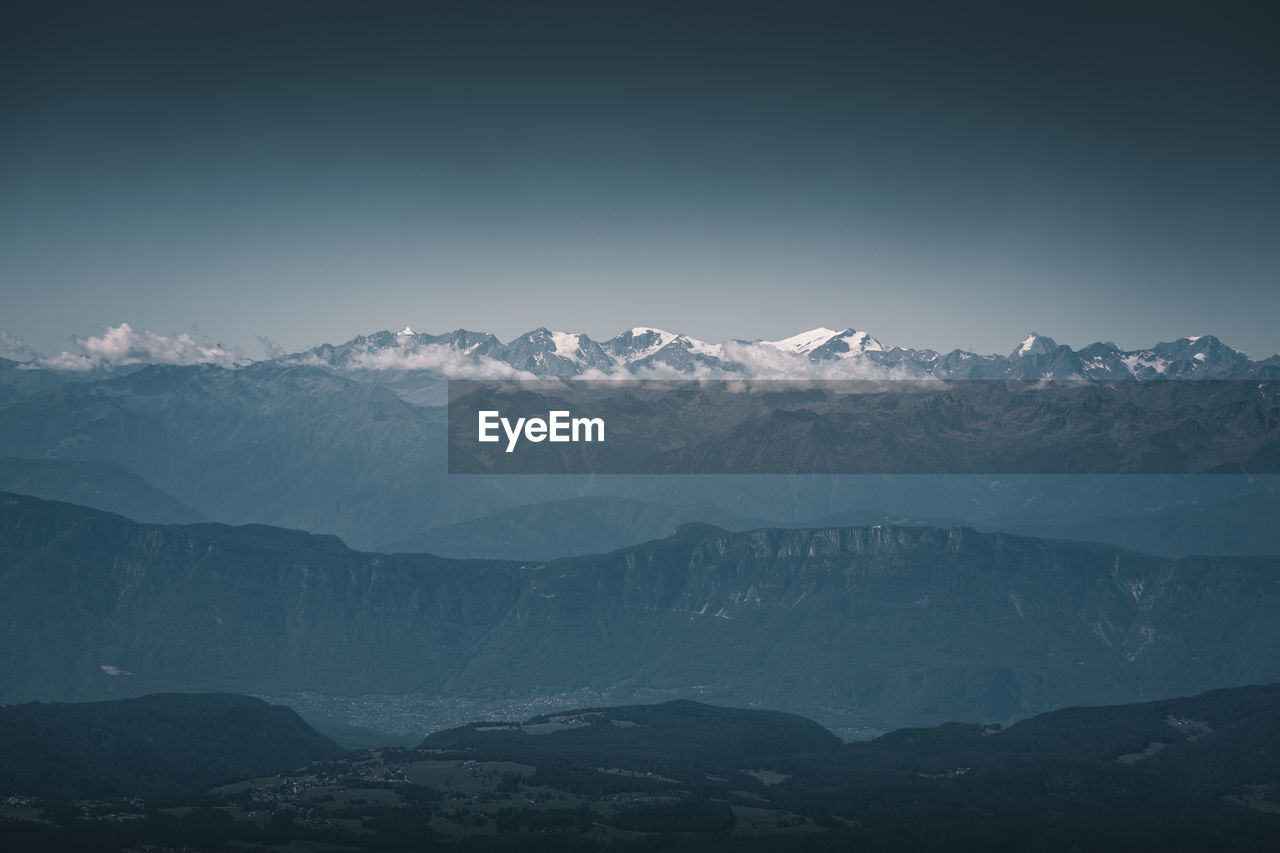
[274,326,1280,380]
[3,492,1278,737]
[3,331,1279,555]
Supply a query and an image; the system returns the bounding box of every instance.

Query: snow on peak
[397,326,416,336]
[608,328,681,362]
[1012,332,1060,358]
[1174,335,1240,356]
[680,335,724,358]
[1121,353,1169,375]
[835,329,885,354]
[759,327,883,358]
[549,330,583,360]
[630,326,673,338]
[763,328,840,354]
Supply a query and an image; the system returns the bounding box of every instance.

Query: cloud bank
[35,324,242,371]
[342,343,540,380]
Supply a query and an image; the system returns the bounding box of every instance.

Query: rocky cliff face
[3,493,1278,732]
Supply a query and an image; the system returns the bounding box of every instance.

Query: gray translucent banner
[447,380,1280,475]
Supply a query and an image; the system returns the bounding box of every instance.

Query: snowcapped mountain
[17,321,1269,381]
[273,327,1275,381]
[493,328,615,376]
[809,329,886,360]
[1011,333,1057,358]
[760,328,843,355]
[291,328,504,371]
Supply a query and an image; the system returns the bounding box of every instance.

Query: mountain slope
[422,699,843,767]
[0,363,453,547]
[384,487,1280,561]
[0,693,341,796]
[3,493,1279,735]
[2,355,1276,552]
[273,326,1278,380]
[5,688,1277,851]
[0,457,204,524]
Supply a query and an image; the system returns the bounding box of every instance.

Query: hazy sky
[2,1,1278,359]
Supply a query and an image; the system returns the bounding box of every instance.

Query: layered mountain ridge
[277,326,1277,380]
[3,343,1278,552]
[12,325,1276,382]
[4,492,1278,736]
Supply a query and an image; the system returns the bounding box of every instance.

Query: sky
[2,1,1278,360]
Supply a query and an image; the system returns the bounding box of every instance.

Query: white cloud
[337,342,540,380]
[16,323,923,379]
[718,341,917,379]
[0,330,34,361]
[35,323,242,371]
[290,335,921,381]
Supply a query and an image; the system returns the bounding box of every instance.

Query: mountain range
[6,686,1279,850]
[2,340,1277,552]
[276,326,1280,382]
[5,492,1278,739]
[10,326,1279,386]
[3,320,1278,848]
[385,490,1280,562]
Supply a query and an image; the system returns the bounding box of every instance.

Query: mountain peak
[807,328,885,360]
[184,324,1266,381]
[1012,333,1057,358]
[836,328,885,353]
[763,328,841,354]
[549,331,583,357]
